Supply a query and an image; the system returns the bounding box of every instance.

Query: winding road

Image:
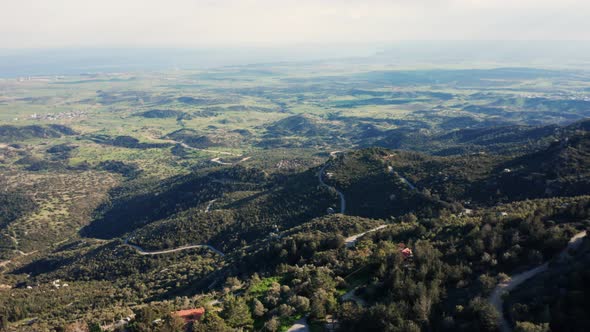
[210,157,233,165]
[176,141,250,166]
[345,225,388,248]
[319,162,346,214]
[387,167,417,191]
[398,175,417,191]
[124,238,225,257]
[211,156,251,166]
[122,153,364,260]
[204,199,217,213]
[489,231,587,332]
[318,151,418,215]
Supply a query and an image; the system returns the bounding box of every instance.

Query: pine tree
[252,299,266,317]
[221,296,254,330]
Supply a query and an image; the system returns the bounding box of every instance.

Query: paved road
[205,199,217,213]
[178,142,250,166]
[287,316,310,332]
[319,162,346,214]
[289,223,391,332]
[399,176,416,191]
[388,167,417,191]
[211,156,251,166]
[125,238,225,257]
[318,151,416,215]
[239,156,251,163]
[489,231,587,332]
[345,225,388,248]
[329,150,343,157]
[211,157,233,165]
[340,225,389,306]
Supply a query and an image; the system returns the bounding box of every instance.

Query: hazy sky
[1,0,589,48]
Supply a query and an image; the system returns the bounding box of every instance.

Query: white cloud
[0,0,588,48]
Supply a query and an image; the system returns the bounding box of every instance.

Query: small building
[459,208,473,216]
[401,248,413,258]
[173,308,205,323]
[398,244,413,258]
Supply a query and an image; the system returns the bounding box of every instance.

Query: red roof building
[401,248,413,258]
[173,308,205,323]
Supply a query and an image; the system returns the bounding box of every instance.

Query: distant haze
[1,0,589,49]
[1,0,590,77]
[2,41,590,78]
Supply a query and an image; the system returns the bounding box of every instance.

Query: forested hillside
[3,121,590,331]
[2,65,590,331]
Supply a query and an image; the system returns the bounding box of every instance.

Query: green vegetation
[1,65,590,331]
[505,232,590,331]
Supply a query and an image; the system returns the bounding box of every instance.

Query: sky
[0,0,589,49]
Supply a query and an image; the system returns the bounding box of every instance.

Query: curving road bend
[398,175,416,191]
[345,225,388,248]
[210,157,234,165]
[387,167,417,191]
[211,156,251,166]
[489,231,587,332]
[319,162,346,214]
[176,142,249,166]
[287,317,310,332]
[124,238,225,257]
[318,151,417,215]
[204,199,217,213]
